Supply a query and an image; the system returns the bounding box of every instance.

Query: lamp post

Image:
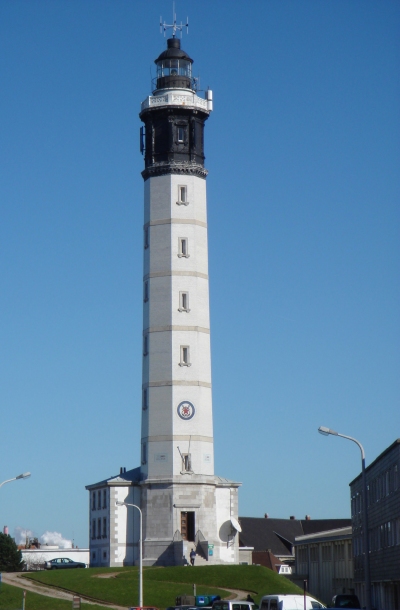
[0,472,31,489]
[318,426,371,610]
[116,501,143,607]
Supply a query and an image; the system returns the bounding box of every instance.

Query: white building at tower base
[86,467,241,567]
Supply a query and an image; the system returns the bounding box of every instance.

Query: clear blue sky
[1,0,399,548]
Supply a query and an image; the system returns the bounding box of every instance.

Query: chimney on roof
[120,467,126,474]
[264,513,269,518]
[290,515,296,520]
[305,515,311,520]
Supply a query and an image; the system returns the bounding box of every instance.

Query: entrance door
[181,511,195,542]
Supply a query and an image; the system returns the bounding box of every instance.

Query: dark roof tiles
[238,517,351,554]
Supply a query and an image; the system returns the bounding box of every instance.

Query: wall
[350,439,400,610]
[22,548,89,570]
[295,529,354,606]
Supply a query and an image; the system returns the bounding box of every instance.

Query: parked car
[259,594,326,609]
[45,557,87,569]
[331,595,361,608]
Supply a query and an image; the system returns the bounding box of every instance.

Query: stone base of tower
[141,474,241,566]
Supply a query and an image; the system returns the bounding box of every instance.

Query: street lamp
[0,472,31,489]
[318,426,371,610]
[116,501,143,607]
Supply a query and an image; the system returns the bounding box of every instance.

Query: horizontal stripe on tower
[144,325,210,334]
[143,380,212,388]
[143,270,209,280]
[144,218,207,229]
[144,435,213,443]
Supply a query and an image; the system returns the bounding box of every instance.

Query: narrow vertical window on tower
[143,335,148,356]
[144,280,149,302]
[177,185,188,205]
[179,291,190,312]
[177,125,186,143]
[178,237,189,258]
[103,489,107,509]
[141,442,147,465]
[142,388,148,410]
[180,345,191,367]
[97,518,101,539]
[144,226,149,249]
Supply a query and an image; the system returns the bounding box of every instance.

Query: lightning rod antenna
[160,2,188,38]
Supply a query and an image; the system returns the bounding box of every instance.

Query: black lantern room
[154,38,193,92]
[140,38,210,180]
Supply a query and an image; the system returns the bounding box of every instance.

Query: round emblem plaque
[177,401,195,420]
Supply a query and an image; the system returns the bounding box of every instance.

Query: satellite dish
[230,517,242,533]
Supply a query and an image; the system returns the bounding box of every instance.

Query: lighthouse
[86,28,240,568]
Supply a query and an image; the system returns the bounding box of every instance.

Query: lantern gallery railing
[141,92,210,113]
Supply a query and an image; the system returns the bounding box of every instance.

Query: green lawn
[0,581,108,610]
[23,565,302,608]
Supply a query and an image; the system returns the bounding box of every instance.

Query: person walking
[190,548,196,566]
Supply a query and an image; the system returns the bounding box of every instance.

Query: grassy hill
[0,582,107,610]
[23,565,303,609]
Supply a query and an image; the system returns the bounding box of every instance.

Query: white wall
[22,548,89,570]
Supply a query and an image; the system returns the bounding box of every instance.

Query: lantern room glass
[156,59,192,79]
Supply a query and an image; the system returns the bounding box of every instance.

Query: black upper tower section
[140,38,210,181]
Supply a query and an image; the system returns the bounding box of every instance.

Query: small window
[97,518,101,539]
[179,291,190,312]
[102,517,107,538]
[141,442,147,465]
[142,388,148,410]
[103,489,107,509]
[103,550,107,559]
[143,335,148,356]
[179,345,191,367]
[97,490,101,509]
[92,492,96,510]
[386,470,390,496]
[177,126,186,142]
[144,281,149,302]
[92,519,96,540]
[178,237,189,258]
[144,227,149,249]
[177,185,188,205]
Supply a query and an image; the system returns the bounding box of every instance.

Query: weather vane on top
[160,2,188,38]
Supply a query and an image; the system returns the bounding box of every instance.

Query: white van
[212,601,258,610]
[259,594,325,610]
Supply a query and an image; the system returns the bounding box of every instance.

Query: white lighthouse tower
[86,27,240,568]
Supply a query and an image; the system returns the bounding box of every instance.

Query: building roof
[85,467,141,490]
[238,517,352,555]
[295,526,352,544]
[252,549,283,571]
[349,438,400,485]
